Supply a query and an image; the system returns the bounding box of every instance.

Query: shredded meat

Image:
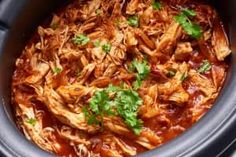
[12,0,230,156]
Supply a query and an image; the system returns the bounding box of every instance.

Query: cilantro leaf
[88,115,100,125]
[130,60,150,89]
[131,60,150,79]
[73,34,90,45]
[180,72,188,81]
[114,89,143,135]
[106,84,120,93]
[198,60,211,73]
[127,16,139,27]
[152,1,162,10]
[53,67,62,74]
[184,23,202,39]
[93,40,101,47]
[83,89,114,127]
[26,118,37,126]
[133,74,142,90]
[89,90,111,114]
[83,85,143,135]
[182,9,196,17]
[102,43,112,53]
[174,9,202,39]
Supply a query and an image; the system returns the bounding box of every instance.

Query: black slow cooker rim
[0,0,236,157]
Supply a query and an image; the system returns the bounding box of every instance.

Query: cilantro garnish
[198,60,211,73]
[72,34,90,45]
[115,89,143,135]
[26,118,37,126]
[152,1,162,10]
[133,75,142,90]
[53,67,62,74]
[102,43,112,53]
[83,85,143,135]
[182,9,196,17]
[127,16,139,27]
[174,9,202,39]
[180,72,188,81]
[130,60,150,89]
[83,89,114,127]
[93,40,101,47]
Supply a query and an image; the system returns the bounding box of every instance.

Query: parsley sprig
[174,9,202,39]
[83,85,143,135]
[130,60,150,89]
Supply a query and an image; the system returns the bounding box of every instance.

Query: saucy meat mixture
[12,0,231,156]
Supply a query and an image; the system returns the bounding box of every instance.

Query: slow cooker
[0,0,236,157]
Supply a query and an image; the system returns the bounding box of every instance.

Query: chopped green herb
[180,72,188,81]
[120,81,129,89]
[130,60,150,89]
[152,1,162,10]
[72,34,90,45]
[83,85,143,135]
[133,75,142,90]
[166,70,176,78]
[174,9,202,39]
[93,40,101,47]
[131,60,150,79]
[83,89,114,127]
[89,90,113,115]
[53,67,62,74]
[182,9,196,17]
[26,118,37,126]
[114,89,143,135]
[82,106,90,117]
[106,84,120,93]
[198,60,211,73]
[88,115,100,125]
[102,43,112,53]
[127,16,139,27]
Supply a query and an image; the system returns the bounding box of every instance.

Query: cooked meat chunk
[174,42,193,61]
[157,22,182,54]
[212,20,231,61]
